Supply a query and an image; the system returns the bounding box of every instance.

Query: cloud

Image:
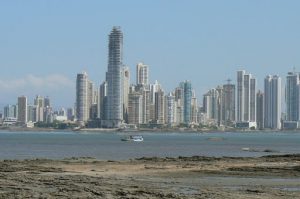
[0,74,75,108]
[0,74,73,91]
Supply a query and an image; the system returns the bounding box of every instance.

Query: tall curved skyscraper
[105,26,124,127]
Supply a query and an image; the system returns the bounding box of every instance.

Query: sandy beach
[0,154,299,198]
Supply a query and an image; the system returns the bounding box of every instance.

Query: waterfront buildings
[104,26,124,128]
[264,75,282,129]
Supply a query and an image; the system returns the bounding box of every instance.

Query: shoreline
[0,154,299,198]
[0,126,299,133]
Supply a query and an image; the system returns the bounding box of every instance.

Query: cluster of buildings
[75,27,198,128]
[1,95,74,127]
[1,26,300,131]
[203,70,283,130]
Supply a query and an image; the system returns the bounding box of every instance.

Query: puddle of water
[273,187,300,192]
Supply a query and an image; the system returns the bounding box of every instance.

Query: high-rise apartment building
[99,81,107,120]
[203,88,220,122]
[165,92,176,126]
[174,86,184,124]
[286,71,299,121]
[4,105,17,119]
[105,26,124,127]
[191,91,198,124]
[17,96,27,124]
[236,70,256,123]
[180,81,192,124]
[149,80,161,121]
[155,89,165,124]
[264,75,281,129]
[34,95,44,122]
[256,90,264,129]
[222,82,235,125]
[128,92,143,125]
[76,72,90,123]
[123,66,130,123]
[27,105,37,122]
[141,89,151,124]
[136,62,149,86]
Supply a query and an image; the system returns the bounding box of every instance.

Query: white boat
[121,135,143,142]
[241,147,250,151]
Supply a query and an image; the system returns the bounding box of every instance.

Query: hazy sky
[0,0,299,109]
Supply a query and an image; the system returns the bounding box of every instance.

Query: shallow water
[0,131,299,160]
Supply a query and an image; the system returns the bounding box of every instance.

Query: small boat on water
[241,147,250,151]
[121,135,144,142]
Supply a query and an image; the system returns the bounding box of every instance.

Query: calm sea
[0,131,299,160]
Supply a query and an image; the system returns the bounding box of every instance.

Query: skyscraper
[34,95,45,122]
[222,81,235,125]
[203,88,220,122]
[155,89,165,124]
[286,71,299,121]
[17,96,27,124]
[76,72,90,123]
[99,81,107,120]
[165,92,175,126]
[236,70,256,123]
[123,66,130,123]
[105,26,124,127]
[264,75,282,129]
[4,105,17,119]
[180,81,192,124]
[128,92,143,125]
[237,70,245,122]
[256,90,264,129]
[136,62,149,86]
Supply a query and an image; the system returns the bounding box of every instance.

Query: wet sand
[0,154,299,198]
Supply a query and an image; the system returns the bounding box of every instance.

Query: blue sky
[0,0,300,108]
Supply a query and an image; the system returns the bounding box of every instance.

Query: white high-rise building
[136,62,149,86]
[105,26,124,127]
[236,70,256,123]
[76,72,90,123]
[264,75,281,129]
[203,88,220,122]
[165,92,175,126]
[128,92,143,125]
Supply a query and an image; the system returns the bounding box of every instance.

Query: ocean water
[0,131,299,160]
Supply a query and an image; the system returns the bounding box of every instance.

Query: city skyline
[1,1,300,108]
